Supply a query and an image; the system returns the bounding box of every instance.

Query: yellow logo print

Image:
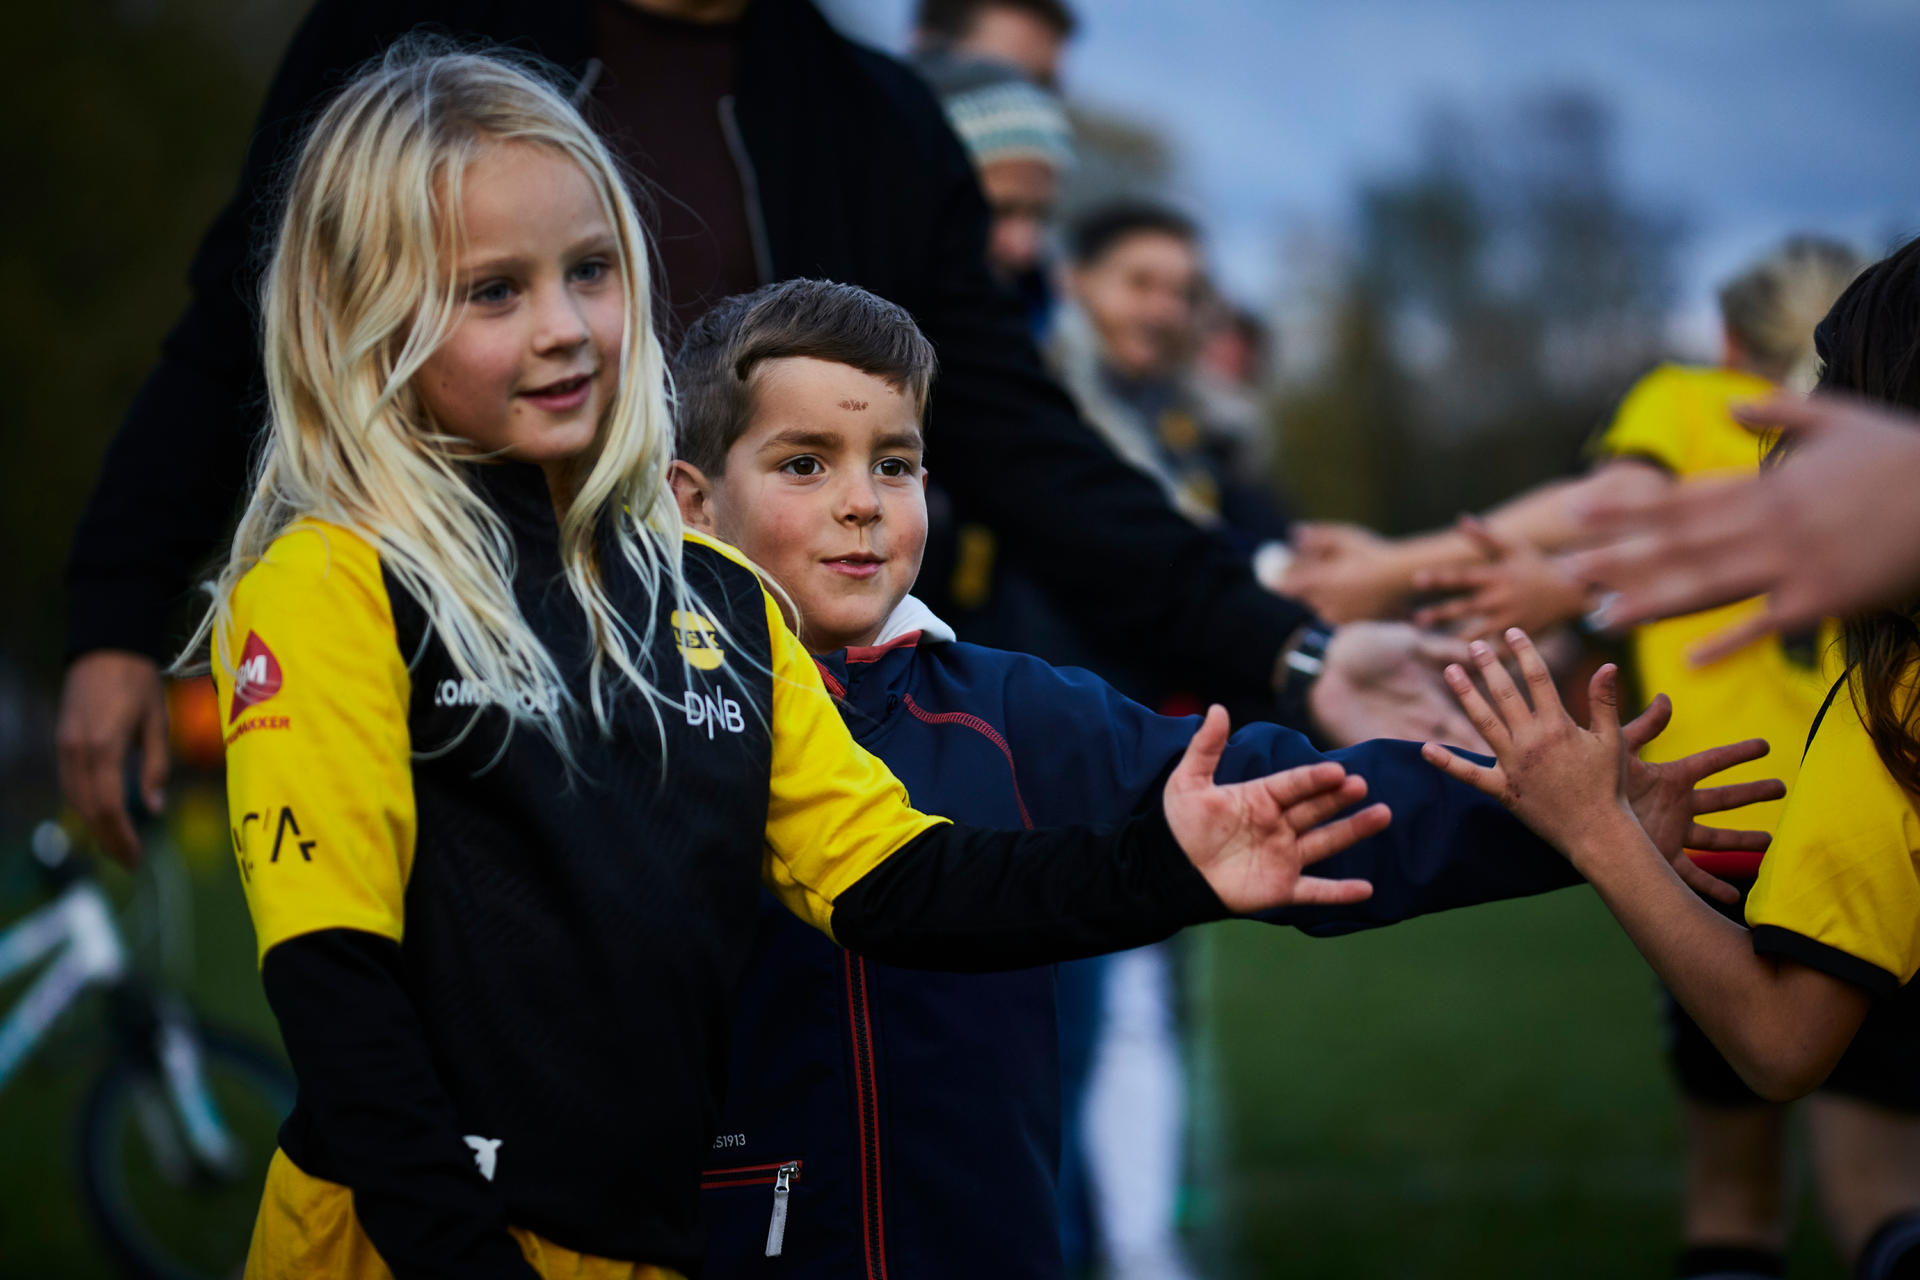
[672,611,725,670]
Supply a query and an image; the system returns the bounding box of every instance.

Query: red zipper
[700,1158,802,1190]
[842,952,889,1280]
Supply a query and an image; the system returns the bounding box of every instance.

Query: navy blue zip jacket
[701,614,1579,1279]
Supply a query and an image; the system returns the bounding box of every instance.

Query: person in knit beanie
[915,53,1073,294]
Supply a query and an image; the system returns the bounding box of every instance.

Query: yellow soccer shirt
[1746,673,1920,995]
[1593,364,1840,834]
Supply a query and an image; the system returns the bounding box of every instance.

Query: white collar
[873,594,957,647]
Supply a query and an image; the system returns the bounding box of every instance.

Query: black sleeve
[63,0,437,662]
[262,929,539,1280]
[905,119,1313,694]
[1750,925,1900,1000]
[829,798,1231,971]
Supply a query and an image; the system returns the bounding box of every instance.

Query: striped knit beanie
[914,53,1074,170]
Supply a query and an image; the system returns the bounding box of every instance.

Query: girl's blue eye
[473,280,514,304]
[784,456,822,477]
[572,259,609,283]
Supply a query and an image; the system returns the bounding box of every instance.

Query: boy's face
[672,357,928,654]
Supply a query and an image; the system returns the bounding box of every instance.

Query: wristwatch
[1274,622,1335,737]
[1282,623,1335,684]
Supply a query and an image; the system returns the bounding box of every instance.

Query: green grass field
[0,790,1853,1277]
[1206,893,1849,1278]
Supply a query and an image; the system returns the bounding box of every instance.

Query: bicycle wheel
[77,1026,295,1280]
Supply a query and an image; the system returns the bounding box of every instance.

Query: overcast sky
[821,0,1920,357]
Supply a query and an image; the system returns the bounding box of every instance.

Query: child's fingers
[1673,855,1743,905]
[1282,775,1370,833]
[1469,639,1531,726]
[1171,705,1232,790]
[1411,594,1489,629]
[1685,823,1773,853]
[1440,662,1513,753]
[1621,692,1673,752]
[1288,875,1375,906]
[1420,741,1507,798]
[1506,629,1563,715]
[1674,737,1772,785]
[1585,662,1622,749]
[1456,513,1518,560]
[1410,565,1495,594]
[1690,778,1787,815]
[1295,802,1393,864]
[1249,760,1353,811]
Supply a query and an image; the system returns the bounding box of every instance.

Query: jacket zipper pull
[765,1161,799,1257]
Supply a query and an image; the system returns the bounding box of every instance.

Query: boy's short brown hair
[671,279,938,475]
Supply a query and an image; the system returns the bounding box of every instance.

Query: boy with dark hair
[668,278,1777,1280]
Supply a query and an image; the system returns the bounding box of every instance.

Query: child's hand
[1164,706,1386,913]
[1617,693,1785,904]
[1419,630,1636,858]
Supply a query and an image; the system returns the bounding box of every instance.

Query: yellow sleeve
[676,532,949,939]
[758,590,949,937]
[213,521,417,964]
[1592,365,1693,473]
[1746,681,1920,987]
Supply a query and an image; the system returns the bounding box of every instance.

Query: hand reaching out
[1308,621,1489,753]
[1165,706,1387,914]
[1567,395,1920,663]
[1281,522,1413,624]
[1617,694,1784,903]
[1411,516,1593,643]
[1419,631,1785,891]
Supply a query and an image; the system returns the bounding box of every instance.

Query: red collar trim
[843,631,923,665]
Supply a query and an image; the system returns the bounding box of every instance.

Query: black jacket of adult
[64,0,1312,691]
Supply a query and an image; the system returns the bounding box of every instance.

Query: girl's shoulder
[228,519,395,634]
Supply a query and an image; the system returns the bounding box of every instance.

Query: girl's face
[415,141,626,481]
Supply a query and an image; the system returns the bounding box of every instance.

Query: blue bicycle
[1,819,293,1279]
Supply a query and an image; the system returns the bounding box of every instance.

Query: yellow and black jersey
[1746,670,1920,997]
[216,463,1224,1279]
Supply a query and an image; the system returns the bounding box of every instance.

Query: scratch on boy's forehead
[837,398,869,411]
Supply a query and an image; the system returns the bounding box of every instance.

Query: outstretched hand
[1418,631,1785,892]
[1165,706,1386,914]
[1618,693,1784,903]
[1418,631,1632,857]
[1410,516,1592,643]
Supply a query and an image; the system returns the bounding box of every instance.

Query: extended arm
[1423,630,1871,1100]
[1282,461,1670,626]
[1570,395,1920,659]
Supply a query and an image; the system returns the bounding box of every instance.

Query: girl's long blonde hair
[185,42,700,749]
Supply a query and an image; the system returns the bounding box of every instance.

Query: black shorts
[1663,878,1920,1113]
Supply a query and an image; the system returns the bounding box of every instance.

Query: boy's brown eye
[876,458,910,477]
[785,457,821,476]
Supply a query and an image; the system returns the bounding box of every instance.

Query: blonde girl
[200,44,1390,1279]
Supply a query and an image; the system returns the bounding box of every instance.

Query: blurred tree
[0,0,299,683]
[1275,90,1682,533]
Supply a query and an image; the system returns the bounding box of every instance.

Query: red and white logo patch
[229,631,284,723]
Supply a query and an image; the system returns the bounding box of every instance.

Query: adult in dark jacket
[57,0,1475,863]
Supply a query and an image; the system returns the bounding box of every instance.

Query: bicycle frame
[0,880,126,1092]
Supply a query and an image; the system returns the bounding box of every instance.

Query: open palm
[1163,707,1389,914]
